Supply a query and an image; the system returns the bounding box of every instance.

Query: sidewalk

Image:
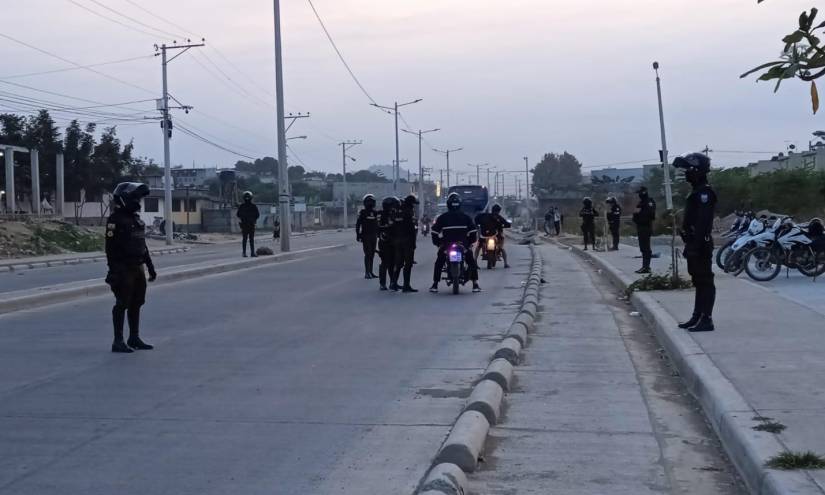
[0,245,188,272]
[566,241,825,494]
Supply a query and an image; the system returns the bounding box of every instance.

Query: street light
[402,127,439,221]
[287,135,307,141]
[433,147,462,189]
[371,98,422,192]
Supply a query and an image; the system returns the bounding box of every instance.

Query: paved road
[0,230,352,295]
[0,243,527,494]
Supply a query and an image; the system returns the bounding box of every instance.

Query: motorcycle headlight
[487,238,496,250]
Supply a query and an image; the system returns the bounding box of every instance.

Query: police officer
[237,191,260,257]
[579,197,598,250]
[105,182,156,353]
[393,194,419,292]
[429,193,481,293]
[474,204,512,268]
[377,196,400,291]
[674,153,717,332]
[605,197,622,251]
[632,186,657,273]
[356,194,379,279]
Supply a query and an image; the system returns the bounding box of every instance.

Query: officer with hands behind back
[579,197,598,250]
[605,197,622,251]
[632,186,657,273]
[105,182,156,353]
[377,196,401,291]
[237,191,260,258]
[394,194,420,292]
[356,194,379,279]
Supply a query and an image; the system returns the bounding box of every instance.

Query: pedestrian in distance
[554,208,562,236]
[105,182,156,353]
[605,197,622,251]
[393,194,420,292]
[237,191,260,258]
[544,207,554,236]
[632,186,657,273]
[674,153,717,332]
[429,193,481,293]
[579,198,598,250]
[377,196,401,291]
[356,194,379,279]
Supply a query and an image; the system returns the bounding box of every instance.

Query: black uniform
[431,210,479,283]
[105,208,155,348]
[606,203,622,250]
[377,209,398,289]
[356,207,379,276]
[682,184,717,320]
[544,210,554,235]
[237,201,260,256]
[633,196,657,269]
[392,206,418,289]
[579,205,598,249]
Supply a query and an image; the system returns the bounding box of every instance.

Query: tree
[287,165,305,181]
[531,152,583,196]
[741,3,825,113]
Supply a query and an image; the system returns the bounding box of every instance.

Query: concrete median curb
[418,463,467,495]
[0,244,346,315]
[463,379,504,426]
[0,246,190,272]
[481,358,514,391]
[559,239,820,495]
[433,410,490,473]
[493,337,522,365]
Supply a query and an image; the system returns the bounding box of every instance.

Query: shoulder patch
[106,223,116,230]
[700,193,709,204]
[106,231,114,238]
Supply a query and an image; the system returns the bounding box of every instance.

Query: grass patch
[753,421,787,433]
[30,222,103,254]
[626,272,692,296]
[766,451,825,470]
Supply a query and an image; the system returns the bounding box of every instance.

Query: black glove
[105,269,121,286]
[431,233,440,247]
[147,265,157,282]
[356,235,362,243]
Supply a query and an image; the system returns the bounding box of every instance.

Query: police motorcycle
[744,217,822,281]
[723,216,778,276]
[715,211,753,270]
[445,242,469,294]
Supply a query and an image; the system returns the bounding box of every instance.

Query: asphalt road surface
[0,242,527,494]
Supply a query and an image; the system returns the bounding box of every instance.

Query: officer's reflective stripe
[467,229,477,234]
[442,225,468,230]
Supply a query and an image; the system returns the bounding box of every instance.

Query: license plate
[449,251,462,262]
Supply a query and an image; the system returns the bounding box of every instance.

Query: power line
[0,79,153,112]
[67,0,166,39]
[0,32,155,95]
[286,143,309,169]
[121,0,199,38]
[176,123,259,160]
[87,0,183,39]
[0,54,154,80]
[176,117,269,157]
[581,158,659,170]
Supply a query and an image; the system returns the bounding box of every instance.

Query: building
[589,167,645,184]
[748,148,825,177]
[171,167,218,188]
[138,188,216,232]
[332,182,416,206]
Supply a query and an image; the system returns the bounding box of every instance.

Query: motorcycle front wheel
[745,246,782,282]
[450,262,461,294]
[716,239,735,271]
[724,249,747,276]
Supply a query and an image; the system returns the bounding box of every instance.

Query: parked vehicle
[723,217,777,276]
[745,217,818,281]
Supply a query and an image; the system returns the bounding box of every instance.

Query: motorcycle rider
[377,196,401,291]
[632,186,657,273]
[579,197,598,250]
[421,213,431,236]
[356,194,379,279]
[674,153,717,332]
[393,194,419,292]
[105,182,157,353]
[430,192,481,293]
[474,203,512,268]
[605,197,622,251]
[237,191,260,257]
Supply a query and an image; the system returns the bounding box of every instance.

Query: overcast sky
[1,0,820,193]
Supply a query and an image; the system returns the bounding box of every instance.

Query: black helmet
[605,196,617,204]
[113,182,149,212]
[673,153,711,173]
[242,190,254,201]
[583,197,593,206]
[403,194,419,207]
[381,196,400,212]
[363,194,376,209]
[446,192,462,211]
[491,203,502,214]
[637,186,649,198]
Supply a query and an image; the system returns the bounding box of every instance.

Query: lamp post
[371,99,422,192]
[402,127,439,222]
[433,147,462,189]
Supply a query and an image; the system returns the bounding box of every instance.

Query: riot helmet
[113,182,150,213]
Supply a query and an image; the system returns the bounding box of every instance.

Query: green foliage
[532,152,583,196]
[29,222,103,254]
[743,3,825,112]
[626,271,692,296]
[766,451,825,470]
[712,167,825,218]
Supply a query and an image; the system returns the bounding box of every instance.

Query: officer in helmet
[430,192,481,293]
[632,186,657,273]
[605,197,622,251]
[237,190,260,257]
[393,194,420,292]
[674,152,717,332]
[105,182,157,353]
[356,194,379,279]
[377,196,401,291]
[474,203,512,268]
[579,197,598,250]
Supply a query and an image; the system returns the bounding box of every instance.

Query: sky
[1,0,821,194]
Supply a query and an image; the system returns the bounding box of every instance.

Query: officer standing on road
[429,192,481,293]
[674,153,717,332]
[105,182,156,353]
[632,186,657,273]
[605,197,622,251]
[356,194,379,279]
[579,198,598,250]
[377,196,400,291]
[393,194,419,292]
[237,191,260,258]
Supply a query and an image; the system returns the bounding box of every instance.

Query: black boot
[112,305,132,353]
[429,282,439,293]
[126,308,153,350]
[635,266,651,274]
[689,315,715,332]
[112,341,134,353]
[402,286,418,293]
[678,314,701,329]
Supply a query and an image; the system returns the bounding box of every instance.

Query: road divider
[482,359,514,391]
[418,463,467,495]
[433,410,490,473]
[0,244,347,315]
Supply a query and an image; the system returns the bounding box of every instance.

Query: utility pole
[371,99,422,192]
[439,170,444,199]
[468,163,488,185]
[156,40,204,245]
[402,128,439,222]
[523,156,530,201]
[339,140,361,229]
[433,147,462,189]
[653,62,673,211]
[495,171,500,197]
[486,167,492,191]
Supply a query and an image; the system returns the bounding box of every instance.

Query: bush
[766,451,825,470]
[626,271,692,296]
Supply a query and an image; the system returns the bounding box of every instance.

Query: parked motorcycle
[723,217,777,276]
[745,217,818,281]
[716,213,753,270]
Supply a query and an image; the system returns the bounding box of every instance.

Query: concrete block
[493,337,522,365]
[464,379,503,425]
[433,410,490,473]
[523,294,539,307]
[418,463,467,495]
[514,313,534,332]
[482,358,514,391]
[506,323,528,346]
[521,301,538,318]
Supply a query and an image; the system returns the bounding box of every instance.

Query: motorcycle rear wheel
[798,249,825,277]
[716,239,735,270]
[745,246,782,282]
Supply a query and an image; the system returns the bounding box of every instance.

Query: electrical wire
[286,144,309,169]
[66,0,166,40]
[121,0,200,39]
[0,55,154,80]
[0,80,153,113]
[175,123,260,160]
[87,0,182,39]
[176,117,269,157]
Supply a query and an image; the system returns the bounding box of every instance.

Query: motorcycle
[716,213,753,270]
[723,217,777,276]
[443,242,468,294]
[744,217,817,281]
[480,235,501,269]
